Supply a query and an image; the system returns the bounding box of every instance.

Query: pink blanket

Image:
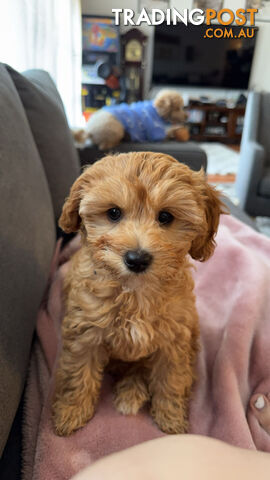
[22,215,270,480]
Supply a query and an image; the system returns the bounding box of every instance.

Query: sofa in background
[0,64,256,478]
[236,91,270,217]
[79,141,207,173]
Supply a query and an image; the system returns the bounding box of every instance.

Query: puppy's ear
[59,174,85,233]
[154,94,172,119]
[189,180,226,262]
[154,91,185,121]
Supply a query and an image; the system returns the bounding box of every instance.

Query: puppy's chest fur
[103,290,160,361]
[65,255,195,363]
[70,281,161,361]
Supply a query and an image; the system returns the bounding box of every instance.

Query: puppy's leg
[165,124,183,139]
[166,125,190,142]
[147,335,198,434]
[52,336,108,436]
[114,365,149,416]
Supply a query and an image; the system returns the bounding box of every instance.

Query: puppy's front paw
[151,401,188,434]
[52,400,95,436]
[114,377,149,416]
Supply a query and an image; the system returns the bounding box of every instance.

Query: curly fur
[52,152,225,436]
[154,89,187,123]
[85,90,187,150]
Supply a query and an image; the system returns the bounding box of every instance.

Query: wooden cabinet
[187,103,245,144]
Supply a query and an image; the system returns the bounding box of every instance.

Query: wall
[81,0,270,97]
[249,21,270,91]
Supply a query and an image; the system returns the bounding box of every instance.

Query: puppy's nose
[124,249,153,273]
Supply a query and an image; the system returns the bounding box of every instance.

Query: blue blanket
[103,100,169,142]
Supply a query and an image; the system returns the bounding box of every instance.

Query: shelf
[187,102,245,145]
[190,134,240,143]
[206,121,228,127]
[188,104,245,113]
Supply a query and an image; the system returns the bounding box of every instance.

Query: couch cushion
[79,141,207,172]
[6,65,80,221]
[0,64,56,455]
[258,168,270,198]
[258,94,270,166]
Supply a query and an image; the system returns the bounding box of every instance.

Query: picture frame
[82,16,120,54]
[245,0,263,8]
[138,0,170,13]
[246,0,270,20]
[192,0,224,9]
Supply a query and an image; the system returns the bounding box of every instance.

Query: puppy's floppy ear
[154,94,172,119]
[59,174,85,233]
[189,179,227,262]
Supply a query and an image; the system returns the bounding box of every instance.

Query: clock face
[125,39,143,62]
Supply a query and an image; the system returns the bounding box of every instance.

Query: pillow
[6,65,80,221]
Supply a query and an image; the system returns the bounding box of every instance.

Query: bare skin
[71,435,270,480]
[250,393,270,434]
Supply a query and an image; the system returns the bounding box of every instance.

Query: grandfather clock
[121,28,147,103]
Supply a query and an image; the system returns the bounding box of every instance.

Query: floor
[199,142,270,237]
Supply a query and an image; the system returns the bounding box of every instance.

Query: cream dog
[79,90,188,149]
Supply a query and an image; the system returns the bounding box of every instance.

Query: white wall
[81,0,270,96]
[249,21,270,91]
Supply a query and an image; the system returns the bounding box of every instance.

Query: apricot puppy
[52,152,224,436]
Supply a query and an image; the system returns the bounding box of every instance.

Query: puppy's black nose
[124,249,153,273]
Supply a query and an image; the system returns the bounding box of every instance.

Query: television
[152,24,258,89]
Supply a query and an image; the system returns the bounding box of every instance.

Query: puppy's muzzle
[124,249,153,273]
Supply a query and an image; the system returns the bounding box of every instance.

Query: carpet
[199,142,270,238]
[199,142,239,175]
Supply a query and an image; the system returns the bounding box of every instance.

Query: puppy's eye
[158,211,174,225]
[107,207,122,222]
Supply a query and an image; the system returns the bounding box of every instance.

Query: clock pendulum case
[120,28,147,103]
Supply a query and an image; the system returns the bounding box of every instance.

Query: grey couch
[0,64,80,478]
[79,141,207,173]
[236,91,270,217]
[0,64,256,478]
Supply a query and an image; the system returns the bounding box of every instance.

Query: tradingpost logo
[203,9,257,38]
[112,8,258,38]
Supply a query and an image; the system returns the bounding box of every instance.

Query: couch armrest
[236,140,265,210]
[240,91,260,144]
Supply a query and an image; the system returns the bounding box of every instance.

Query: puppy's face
[59,153,224,285]
[154,91,188,124]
